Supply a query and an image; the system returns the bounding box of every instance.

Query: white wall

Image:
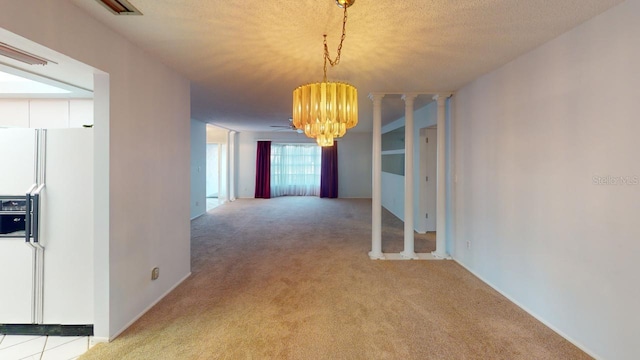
[338,132,372,198]
[381,171,404,219]
[381,102,437,231]
[237,131,372,198]
[191,119,206,219]
[452,1,639,359]
[0,0,191,340]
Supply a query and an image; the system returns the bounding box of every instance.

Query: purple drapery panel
[254,141,271,199]
[320,142,338,198]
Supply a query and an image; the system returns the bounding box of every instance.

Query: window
[270,143,321,197]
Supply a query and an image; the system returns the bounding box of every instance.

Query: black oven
[0,197,27,237]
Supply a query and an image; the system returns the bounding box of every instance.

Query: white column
[433,94,450,258]
[401,94,418,259]
[228,131,236,201]
[369,93,384,259]
[217,143,225,202]
[225,130,232,203]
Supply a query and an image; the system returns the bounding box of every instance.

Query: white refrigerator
[0,128,93,334]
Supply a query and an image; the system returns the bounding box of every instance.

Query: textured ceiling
[70,0,622,131]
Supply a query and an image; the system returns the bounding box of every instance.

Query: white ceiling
[69,0,622,131]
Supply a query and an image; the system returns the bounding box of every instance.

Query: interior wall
[337,132,372,198]
[420,128,437,232]
[0,0,192,339]
[191,119,206,219]
[237,131,372,198]
[452,1,639,359]
[92,73,109,339]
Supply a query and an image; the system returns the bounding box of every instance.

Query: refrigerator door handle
[24,184,37,244]
[25,192,31,243]
[30,184,45,245]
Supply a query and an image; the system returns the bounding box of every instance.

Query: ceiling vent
[96,0,142,15]
[0,42,49,66]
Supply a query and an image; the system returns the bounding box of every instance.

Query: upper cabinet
[29,100,69,128]
[0,100,29,127]
[69,100,93,128]
[0,99,93,129]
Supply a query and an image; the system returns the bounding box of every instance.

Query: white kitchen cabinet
[0,99,94,129]
[29,100,70,128]
[69,99,94,128]
[0,99,29,128]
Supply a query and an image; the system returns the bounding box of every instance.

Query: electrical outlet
[151,267,160,280]
[466,241,471,249]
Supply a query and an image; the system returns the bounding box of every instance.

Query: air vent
[0,42,49,66]
[96,0,142,15]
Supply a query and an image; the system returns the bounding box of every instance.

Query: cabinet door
[29,100,69,128]
[0,100,29,128]
[69,100,93,128]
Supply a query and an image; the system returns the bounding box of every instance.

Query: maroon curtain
[254,141,271,199]
[320,142,338,198]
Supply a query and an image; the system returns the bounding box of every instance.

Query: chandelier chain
[323,4,348,81]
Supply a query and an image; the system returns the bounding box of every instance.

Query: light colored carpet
[80,197,590,359]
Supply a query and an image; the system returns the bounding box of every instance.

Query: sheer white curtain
[270,143,321,197]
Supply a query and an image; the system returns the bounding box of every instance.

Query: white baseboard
[452,257,601,360]
[90,336,109,345]
[190,212,205,220]
[109,272,192,341]
[374,252,450,260]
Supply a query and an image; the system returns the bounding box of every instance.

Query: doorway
[206,125,228,211]
[0,27,107,344]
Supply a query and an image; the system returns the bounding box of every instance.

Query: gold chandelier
[292,0,358,147]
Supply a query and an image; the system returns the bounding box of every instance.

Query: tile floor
[0,335,92,360]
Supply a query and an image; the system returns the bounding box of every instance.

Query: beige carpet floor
[80,197,590,359]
